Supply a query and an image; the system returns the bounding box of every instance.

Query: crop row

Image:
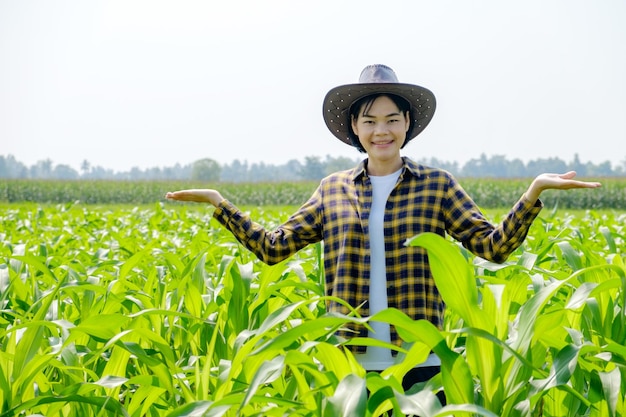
[1,177,625,208]
[0,203,625,415]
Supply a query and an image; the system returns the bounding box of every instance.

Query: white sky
[1,0,625,173]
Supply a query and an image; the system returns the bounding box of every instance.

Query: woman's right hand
[165,189,224,206]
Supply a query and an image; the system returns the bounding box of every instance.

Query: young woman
[166,64,601,396]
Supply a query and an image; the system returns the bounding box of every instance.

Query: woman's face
[351,95,410,165]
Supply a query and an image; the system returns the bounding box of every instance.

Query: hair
[348,93,413,153]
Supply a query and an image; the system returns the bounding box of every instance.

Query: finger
[166,191,188,200]
[579,181,602,188]
[566,180,602,189]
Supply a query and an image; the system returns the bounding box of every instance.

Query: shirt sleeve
[444,178,543,263]
[212,190,324,265]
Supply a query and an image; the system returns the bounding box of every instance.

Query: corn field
[1,200,625,416]
[1,178,625,209]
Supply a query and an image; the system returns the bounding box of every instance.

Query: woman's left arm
[523,171,601,203]
[446,171,601,264]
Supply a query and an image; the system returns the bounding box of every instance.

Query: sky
[1,0,625,173]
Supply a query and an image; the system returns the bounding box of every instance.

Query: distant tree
[0,156,6,178]
[486,155,510,177]
[81,160,91,177]
[52,164,79,179]
[527,157,568,175]
[191,158,221,181]
[248,161,270,182]
[146,167,163,180]
[221,159,249,182]
[588,161,613,177]
[2,153,626,181]
[569,153,588,176]
[413,156,460,176]
[162,163,190,180]
[323,155,359,175]
[129,166,144,180]
[30,159,54,178]
[462,153,492,177]
[283,159,304,180]
[299,156,325,180]
[507,158,527,178]
[617,158,626,176]
[89,165,115,179]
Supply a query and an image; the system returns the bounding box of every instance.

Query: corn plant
[405,210,626,416]
[1,203,624,416]
[2,177,624,208]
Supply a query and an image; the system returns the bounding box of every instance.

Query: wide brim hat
[323,64,436,146]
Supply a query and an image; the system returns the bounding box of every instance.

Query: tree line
[0,153,623,182]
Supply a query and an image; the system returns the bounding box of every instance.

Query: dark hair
[348,93,413,153]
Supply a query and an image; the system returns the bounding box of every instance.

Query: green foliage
[0,203,625,416]
[2,153,623,182]
[0,180,319,206]
[405,210,626,416]
[191,159,221,182]
[1,177,625,208]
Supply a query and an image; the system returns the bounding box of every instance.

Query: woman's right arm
[165,189,224,206]
[165,188,323,265]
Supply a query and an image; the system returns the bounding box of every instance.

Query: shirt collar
[351,157,423,182]
[402,157,424,178]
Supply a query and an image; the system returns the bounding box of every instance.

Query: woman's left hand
[525,171,601,202]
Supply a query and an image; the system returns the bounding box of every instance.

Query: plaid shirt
[213,157,543,352]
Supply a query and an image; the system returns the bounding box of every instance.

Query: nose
[373,122,388,134]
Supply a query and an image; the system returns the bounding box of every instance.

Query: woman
[166,64,601,395]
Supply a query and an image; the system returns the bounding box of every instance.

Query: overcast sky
[1,0,625,173]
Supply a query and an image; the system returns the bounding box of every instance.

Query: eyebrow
[361,111,402,118]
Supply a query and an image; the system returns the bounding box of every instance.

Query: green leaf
[323,373,367,417]
[94,375,128,389]
[599,368,621,417]
[405,233,488,329]
[599,226,617,254]
[118,249,147,281]
[313,341,356,379]
[531,344,579,391]
[239,355,285,412]
[165,400,213,417]
[372,309,474,405]
[10,254,57,282]
[556,241,583,271]
[0,394,129,417]
[512,278,565,355]
[71,313,129,341]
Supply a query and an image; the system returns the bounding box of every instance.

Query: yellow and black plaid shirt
[213,157,543,351]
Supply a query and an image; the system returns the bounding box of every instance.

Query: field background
[1,179,625,416]
[1,177,626,209]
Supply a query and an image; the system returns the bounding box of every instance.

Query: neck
[367,156,403,176]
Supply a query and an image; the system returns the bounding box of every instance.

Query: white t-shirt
[356,168,441,370]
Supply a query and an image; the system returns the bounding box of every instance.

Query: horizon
[2,151,622,175]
